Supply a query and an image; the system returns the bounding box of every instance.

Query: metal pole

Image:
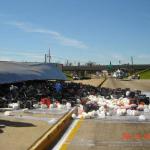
[45,54,47,63]
[131,56,133,66]
[131,56,134,74]
[49,48,51,63]
[119,60,121,65]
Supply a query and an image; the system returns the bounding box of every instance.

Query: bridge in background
[63,64,150,76]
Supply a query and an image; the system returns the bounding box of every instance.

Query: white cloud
[137,54,150,59]
[0,56,12,61]
[5,21,88,49]
[0,50,44,62]
[111,54,124,60]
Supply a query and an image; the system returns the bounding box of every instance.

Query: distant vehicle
[117,74,124,79]
[73,75,80,80]
[132,74,140,79]
[112,69,126,79]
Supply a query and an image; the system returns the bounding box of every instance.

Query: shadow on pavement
[0,120,36,127]
[0,128,3,133]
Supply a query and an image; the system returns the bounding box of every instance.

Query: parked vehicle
[132,74,140,79]
[73,75,80,80]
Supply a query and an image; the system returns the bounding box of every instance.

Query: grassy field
[63,71,73,80]
[139,69,150,79]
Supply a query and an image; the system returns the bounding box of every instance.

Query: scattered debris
[4,111,14,116]
[0,80,149,122]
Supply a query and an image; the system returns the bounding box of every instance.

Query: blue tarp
[0,61,66,84]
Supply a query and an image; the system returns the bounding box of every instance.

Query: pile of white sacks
[8,103,20,110]
[72,95,150,121]
[35,102,72,110]
[4,102,72,116]
[6,101,72,110]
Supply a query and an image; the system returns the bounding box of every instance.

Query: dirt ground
[69,78,105,87]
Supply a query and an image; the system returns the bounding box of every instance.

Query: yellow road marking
[60,118,83,150]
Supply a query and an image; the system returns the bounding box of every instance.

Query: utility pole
[45,54,47,63]
[131,56,133,66]
[78,62,80,66]
[47,48,51,63]
[131,56,134,74]
[119,60,121,65]
[66,59,69,66]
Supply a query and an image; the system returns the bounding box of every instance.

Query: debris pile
[0,80,96,109]
[72,89,150,121]
[0,80,149,122]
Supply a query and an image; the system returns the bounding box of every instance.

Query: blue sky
[0,0,150,65]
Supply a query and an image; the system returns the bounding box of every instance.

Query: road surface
[102,78,150,92]
[55,78,150,150]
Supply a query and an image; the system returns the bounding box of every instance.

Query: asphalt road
[65,120,150,150]
[102,78,150,92]
[0,109,68,150]
[58,78,150,150]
